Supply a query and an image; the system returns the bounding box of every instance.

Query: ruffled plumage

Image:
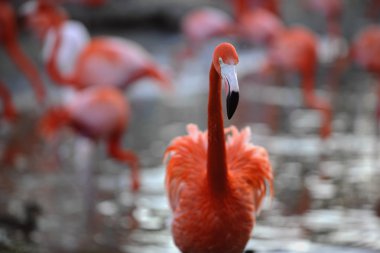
[164,123,273,215]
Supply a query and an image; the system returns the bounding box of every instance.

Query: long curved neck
[0,3,45,102]
[207,63,228,194]
[46,24,77,87]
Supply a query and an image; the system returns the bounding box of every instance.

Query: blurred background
[1,0,380,252]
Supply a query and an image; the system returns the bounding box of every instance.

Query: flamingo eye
[219,57,223,65]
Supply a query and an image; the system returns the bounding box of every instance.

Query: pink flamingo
[265,26,332,138]
[179,0,281,59]
[40,86,140,191]
[352,25,380,124]
[23,1,171,91]
[178,6,235,59]
[232,0,280,19]
[307,0,343,37]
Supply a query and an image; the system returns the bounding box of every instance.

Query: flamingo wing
[165,124,273,213]
[225,126,274,213]
[164,124,207,211]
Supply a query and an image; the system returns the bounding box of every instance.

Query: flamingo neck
[234,0,248,22]
[46,23,77,88]
[207,63,228,194]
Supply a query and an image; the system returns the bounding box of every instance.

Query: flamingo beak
[221,63,239,120]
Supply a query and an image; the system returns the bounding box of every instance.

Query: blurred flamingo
[178,6,235,60]
[306,0,347,97]
[232,0,280,20]
[23,1,171,91]
[179,0,281,60]
[40,86,140,191]
[265,26,332,138]
[0,1,45,114]
[352,26,380,134]
[237,7,284,47]
[165,42,273,253]
[307,0,343,36]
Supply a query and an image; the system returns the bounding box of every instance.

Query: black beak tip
[226,91,239,120]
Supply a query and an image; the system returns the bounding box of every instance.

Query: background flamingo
[307,0,343,37]
[264,26,332,138]
[0,81,16,121]
[236,7,284,47]
[178,6,235,61]
[165,42,273,253]
[39,86,140,191]
[0,0,45,111]
[352,25,380,133]
[23,1,171,92]
[179,0,281,60]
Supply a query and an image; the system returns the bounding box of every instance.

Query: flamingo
[179,0,281,59]
[352,26,380,134]
[23,1,171,91]
[264,26,332,139]
[39,86,140,191]
[232,0,280,19]
[0,1,45,112]
[0,81,16,121]
[164,43,273,253]
[178,7,235,59]
[237,7,284,47]
[307,0,343,37]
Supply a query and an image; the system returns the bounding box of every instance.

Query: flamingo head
[20,0,67,40]
[212,42,239,119]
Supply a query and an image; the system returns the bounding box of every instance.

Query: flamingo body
[73,37,169,89]
[66,87,128,139]
[182,7,234,45]
[307,0,342,36]
[40,86,139,190]
[352,25,380,122]
[308,0,342,19]
[165,125,271,253]
[233,0,280,17]
[269,27,317,74]
[266,26,332,138]
[41,86,127,139]
[23,1,171,90]
[238,8,283,45]
[352,25,380,73]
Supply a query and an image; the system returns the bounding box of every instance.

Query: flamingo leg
[107,134,140,192]
[303,89,332,139]
[73,137,97,230]
[0,81,16,121]
[302,73,332,139]
[4,42,45,104]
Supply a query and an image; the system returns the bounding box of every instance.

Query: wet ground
[2,1,380,253]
